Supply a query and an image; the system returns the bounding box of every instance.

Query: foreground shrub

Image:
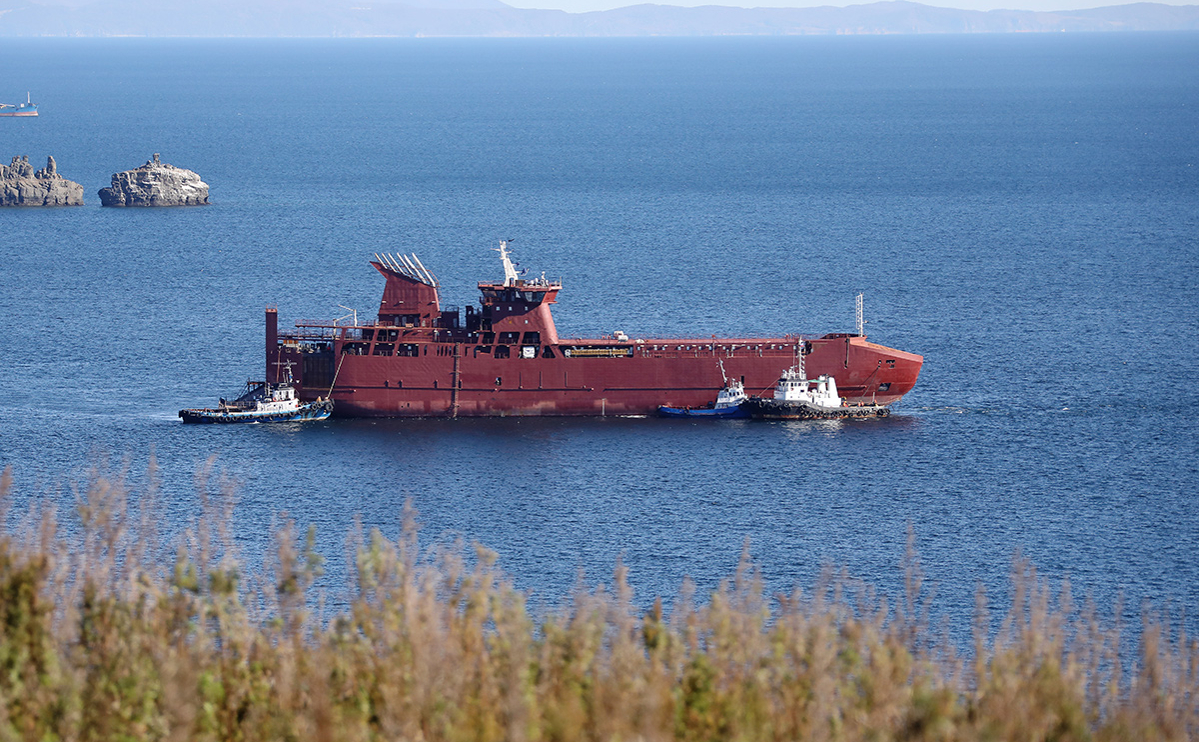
[0,461,1195,741]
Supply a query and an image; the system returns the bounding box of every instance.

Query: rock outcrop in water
[98,154,209,207]
[0,156,85,206]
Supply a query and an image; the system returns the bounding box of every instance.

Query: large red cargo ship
[269,244,923,417]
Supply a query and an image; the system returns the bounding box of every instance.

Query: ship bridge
[469,241,562,346]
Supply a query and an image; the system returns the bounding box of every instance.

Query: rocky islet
[98,153,209,207]
[0,155,85,206]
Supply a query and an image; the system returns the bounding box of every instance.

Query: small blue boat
[179,379,332,424]
[659,365,750,419]
[658,401,750,419]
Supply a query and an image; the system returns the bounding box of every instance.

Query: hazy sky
[504,0,1196,15]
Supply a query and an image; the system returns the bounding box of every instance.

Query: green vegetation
[0,461,1195,741]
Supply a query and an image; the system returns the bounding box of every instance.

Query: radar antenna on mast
[496,239,520,287]
[271,359,296,384]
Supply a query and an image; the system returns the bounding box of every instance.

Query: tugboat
[179,364,333,424]
[659,360,749,418]
[744,351,889,420]
[0,93,38,118]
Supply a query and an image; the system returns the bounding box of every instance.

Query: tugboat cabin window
[499,331,520,345]
[522,332,540,345]
[495,346,511,359]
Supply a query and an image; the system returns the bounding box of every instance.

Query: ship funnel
[377,252,438,287]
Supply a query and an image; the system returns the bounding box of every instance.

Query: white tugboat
[744,349,889,420]
[179,364,333,424]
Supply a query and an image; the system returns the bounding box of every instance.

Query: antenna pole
[497,240,519,286]
[272,359,296,384]
[855,293,865,337]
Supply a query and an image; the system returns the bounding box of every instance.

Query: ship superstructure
[269,243,923,417]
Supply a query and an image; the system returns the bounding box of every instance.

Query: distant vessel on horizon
[0,93,38,118]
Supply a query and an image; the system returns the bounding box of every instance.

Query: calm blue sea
[1,35,1197,634]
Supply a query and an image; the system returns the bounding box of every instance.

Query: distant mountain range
[1,0,1196,36]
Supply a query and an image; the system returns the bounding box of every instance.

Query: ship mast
[272,359,296,384]
[496,240,519,287]
[855,292,866,337]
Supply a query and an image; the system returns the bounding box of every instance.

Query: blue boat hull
[0,104,37,117]
[658,405,749,419]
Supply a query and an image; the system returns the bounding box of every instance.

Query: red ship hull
[270,251,923,418]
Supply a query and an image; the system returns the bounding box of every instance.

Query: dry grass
[0,460,1196,742]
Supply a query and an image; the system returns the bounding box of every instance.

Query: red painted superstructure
[270,248,923,417]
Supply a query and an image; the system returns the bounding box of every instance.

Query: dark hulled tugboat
[179,364,332,424]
